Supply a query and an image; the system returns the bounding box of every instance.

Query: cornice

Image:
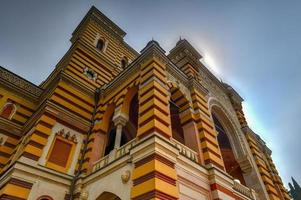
[45,101,92,133]
[0,66,43,100]
[88,6,126,37]
[72,6,126,39]
[0,117,22,137]
[166,62,189,87]
[188,77,209,97]
[24,100,91,134]
[169,39,202,60]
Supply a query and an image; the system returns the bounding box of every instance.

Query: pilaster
[131,41,179,199]
[189,78,225,170]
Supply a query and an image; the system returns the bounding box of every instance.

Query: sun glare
[202,53,221,77]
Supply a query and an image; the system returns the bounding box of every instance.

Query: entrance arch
[212,112,246,185]
[210,100,247,185]
[96,192,121,200]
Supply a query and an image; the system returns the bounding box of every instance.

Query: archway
[169,86,189,145]
[168,85,203,159]
[104,87,139,154]
[211,106,246,185]
[122,93,138,145]
[100,103,115,157]
[96,192,121,200]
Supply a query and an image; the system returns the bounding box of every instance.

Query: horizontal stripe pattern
[131,154,178,200]
[190,88,224,170]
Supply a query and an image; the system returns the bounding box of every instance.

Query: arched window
[104,120,129,156]
[121,57,128,68]
[212,114,246,185]
[170,101,185,144]
[104,121,116,156]
[0,102,17,120]
[122,93,138,145]
[96,39,105,51]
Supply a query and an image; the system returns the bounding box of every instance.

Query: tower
[0,6,290,200]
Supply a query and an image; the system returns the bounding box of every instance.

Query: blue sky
[0,0,300,187]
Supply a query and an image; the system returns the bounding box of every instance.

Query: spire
[292,177,301,191]
[289,182,296,197]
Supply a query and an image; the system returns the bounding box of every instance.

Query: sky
[0,0,300,187]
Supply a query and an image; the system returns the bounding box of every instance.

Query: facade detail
[0,6,290,200]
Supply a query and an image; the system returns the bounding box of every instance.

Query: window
[122,93,138,144]
[96,39,105,51]
[48,139,72,167]
[46,130,77,173]
[0,102,17,120]
[212,114,246,185]
[121,57,128,68]
[83,67,97,81]
[170,101,185,144]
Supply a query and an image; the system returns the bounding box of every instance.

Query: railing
[116,139,137,159]
[172,139,198,163]
[233,181,255,199]
[93,139,137,172]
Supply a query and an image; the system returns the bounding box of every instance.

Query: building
[0,6,290,200]
[289,177,301,199]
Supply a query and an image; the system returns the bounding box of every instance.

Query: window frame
[0,102,17,120]
[46,135,76,173]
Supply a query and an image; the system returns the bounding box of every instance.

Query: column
[112,113,128,149]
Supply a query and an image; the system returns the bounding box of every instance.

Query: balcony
[92,135,256,200]
[233,180,256,199]
[92,138,137,172]
[171,138,199,163]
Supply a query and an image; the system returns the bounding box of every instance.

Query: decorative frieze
[0,66,43,97]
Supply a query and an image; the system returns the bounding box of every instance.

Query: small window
[121,57,128,68]
[0,102,17,120]
[96,39,105,51]
[83,67,97,81]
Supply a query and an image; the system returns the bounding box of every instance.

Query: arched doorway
[96,192,121,200]
[211,111,246,185]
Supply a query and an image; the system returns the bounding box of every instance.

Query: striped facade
[0,6,289,200]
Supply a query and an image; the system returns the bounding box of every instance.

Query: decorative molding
[113,112,128,127]
[0,66,43,98]
[56,129,78,143]
[121,170,131,183]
